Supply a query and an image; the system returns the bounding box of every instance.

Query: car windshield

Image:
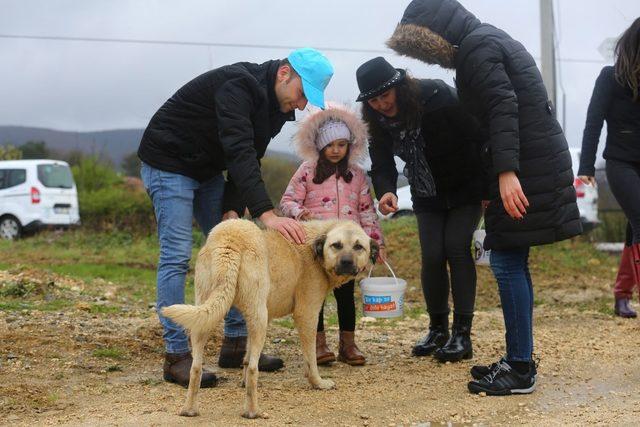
[37,164,74,189]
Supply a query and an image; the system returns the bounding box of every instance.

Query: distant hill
[0,125,299,168]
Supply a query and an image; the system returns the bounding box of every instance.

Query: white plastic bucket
[473,217,491,266]
[359,260,407,318]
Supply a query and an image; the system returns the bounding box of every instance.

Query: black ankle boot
[412,313,449,357]
[434,313,473,362]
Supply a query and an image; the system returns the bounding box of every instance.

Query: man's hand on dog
[260,210,306,244]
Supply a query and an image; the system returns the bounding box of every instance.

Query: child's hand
[299,212,314,221]
[376,246,387,264]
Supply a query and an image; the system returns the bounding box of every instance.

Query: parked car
[377,148,599,231]
[0,159,80,240]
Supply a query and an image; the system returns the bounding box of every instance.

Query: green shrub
[261,156,299,206]
[0,144,22,160]
[70,154,301,234]
[78,185,154,233]
[72,156,122,193]
[71,156,154,233]
[590,211,627,242]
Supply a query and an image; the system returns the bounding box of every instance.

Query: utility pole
[540,0,556,108]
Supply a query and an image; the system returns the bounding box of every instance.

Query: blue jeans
[490,248,533,362]
[141,162,247,354]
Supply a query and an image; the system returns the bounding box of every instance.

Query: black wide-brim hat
[355,56,406,102]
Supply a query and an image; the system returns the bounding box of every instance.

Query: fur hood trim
[293,103,369,166]
[387,23,456,69]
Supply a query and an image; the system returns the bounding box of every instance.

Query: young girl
[280,103,386,366]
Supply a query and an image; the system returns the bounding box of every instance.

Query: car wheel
[392,210,414,219]
[0,216,22,240]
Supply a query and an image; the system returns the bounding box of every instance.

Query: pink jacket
[280,162,384,245]
[279,103,384,246]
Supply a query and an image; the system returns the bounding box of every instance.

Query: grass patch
[273,316,295,329]
[0,221,621,320]
[0,229,203,307]
[140,378,163,386]
[0,299,74,312]
[0,301,34,311]
[89,304,121,314]
[403,303,426,320]
[92,347,125,360]
[0,280,41,297]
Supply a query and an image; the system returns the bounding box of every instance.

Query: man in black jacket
[138,48,333,388]
[387,0,581,395]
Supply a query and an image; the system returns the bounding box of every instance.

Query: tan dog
[162,218,378,419]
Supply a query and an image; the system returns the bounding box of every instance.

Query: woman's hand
[378,192,398,215]
[578,175,596,187]
[498,171,529,220]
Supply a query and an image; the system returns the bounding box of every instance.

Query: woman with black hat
[356,56,487,362]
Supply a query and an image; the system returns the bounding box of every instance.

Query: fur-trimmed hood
[387,0,481,69]
[293,103,369,166]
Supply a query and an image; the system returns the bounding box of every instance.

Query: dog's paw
[314,378,335,390]
[241,410,261,419]
[179,407,200,417]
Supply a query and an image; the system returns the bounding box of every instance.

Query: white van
[0,159,80,240]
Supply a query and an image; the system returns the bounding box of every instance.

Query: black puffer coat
[579,66,640,176]
[368,79,486,212]
[388,0,582,250]
[138,60,294,217]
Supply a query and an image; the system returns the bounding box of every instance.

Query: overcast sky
[1,0,638,157]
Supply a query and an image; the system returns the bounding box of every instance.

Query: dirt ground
[3,281,640,427]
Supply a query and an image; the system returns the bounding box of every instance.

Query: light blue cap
[287,47,334,109]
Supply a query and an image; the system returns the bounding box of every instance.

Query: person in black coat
[357,57,486,363]
[138,48,334,388]
[387,0,582,395]
[578,18,640,319]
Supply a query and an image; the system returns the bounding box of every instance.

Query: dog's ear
[369,239,380,264]
[313,235,326,260]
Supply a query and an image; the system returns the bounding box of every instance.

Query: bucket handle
[367,259,399,285]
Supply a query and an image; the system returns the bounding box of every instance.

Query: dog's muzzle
[335,257,358,276]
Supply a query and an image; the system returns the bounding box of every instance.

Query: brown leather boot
[337,330,366,366]
[163,352,218,388]
[316,331,336,365]
[217,336,284,372]
[614,245,635,300]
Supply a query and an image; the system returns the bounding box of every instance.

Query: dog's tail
[161,245,240,336]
